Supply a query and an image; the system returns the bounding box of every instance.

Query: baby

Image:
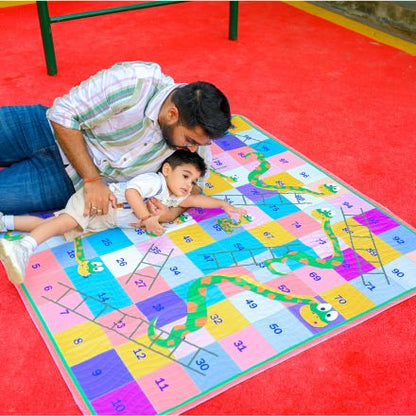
[0,150,246,284]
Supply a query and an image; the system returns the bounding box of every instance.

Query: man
[0,61,232,222]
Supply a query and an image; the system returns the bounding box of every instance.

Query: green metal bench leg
[36,0,238,75]
[36,1,57,75]
[229,1,238,40]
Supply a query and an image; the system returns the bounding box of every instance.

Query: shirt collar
[145,83,186,124]
[157,171,169,195]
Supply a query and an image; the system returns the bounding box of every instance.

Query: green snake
[146,152,344,347]
[3,232,104,277]
[4,231,23,241]
[148,273,339,348]
[174,213,191,223]
[217,214,253,233]
[264,208,344,275]
[214,151,340,235]
[2,233,103,277]
[209,167,238,184]
[245,151,339,196]
[73,236,103,277]
[213,151,344,272]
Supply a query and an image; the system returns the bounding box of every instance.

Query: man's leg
[0,105,75,214]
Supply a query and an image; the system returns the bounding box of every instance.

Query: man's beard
[160,122,178,150]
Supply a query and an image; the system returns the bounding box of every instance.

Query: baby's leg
[0,214,79,285]
[14,215,48,232]
[30,213,80,245]
[1,214,57,232]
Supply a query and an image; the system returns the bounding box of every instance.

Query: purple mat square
[188,206,223,222]
[334,248,376,281]
[353,208,399,235]
[237,183,277,203]
[92,381,156,415]
[136,290,186,327]
[71,349,134,401]
[214,133,245,151]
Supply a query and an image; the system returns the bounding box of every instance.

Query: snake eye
[325,311,339,322]
[91,261,104,272]
[317,303,332,312]
[322,209,334,217]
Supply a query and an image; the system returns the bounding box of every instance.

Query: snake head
[300,303,339,327]
[77,262,91,277]
[243,151,263,160]
[312,208,335,220]
[322,183,340,194]
[243,214,254,223]
[176,213,190,223]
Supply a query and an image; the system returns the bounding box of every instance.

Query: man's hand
[83,181,117,216]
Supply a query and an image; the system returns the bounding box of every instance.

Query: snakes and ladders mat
[5,115,415,415]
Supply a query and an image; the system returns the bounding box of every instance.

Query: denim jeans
[0,105,75,214]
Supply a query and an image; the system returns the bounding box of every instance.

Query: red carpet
[0,1,415,414]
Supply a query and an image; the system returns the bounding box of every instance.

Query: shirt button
[144,143,148,146]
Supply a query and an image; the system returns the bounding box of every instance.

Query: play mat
[5,115,415,415]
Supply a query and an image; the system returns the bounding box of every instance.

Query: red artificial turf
[0,1,415,414]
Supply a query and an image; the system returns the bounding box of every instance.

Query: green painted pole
[35,0,235,75]
[49,1,188,23]
[36,1,57,75]
[229,1,238,40]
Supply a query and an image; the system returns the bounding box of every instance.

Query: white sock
[20,236,38,254]
[3,215,15,231]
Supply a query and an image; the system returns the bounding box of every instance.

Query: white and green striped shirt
[47,61,212,191]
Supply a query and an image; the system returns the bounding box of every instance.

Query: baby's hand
[224,204,247,218]
[142,216,165,236]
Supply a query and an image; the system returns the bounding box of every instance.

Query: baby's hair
[160,150,207,177]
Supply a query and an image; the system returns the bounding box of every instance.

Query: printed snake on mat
[264,208,344,275]
[148,153,345,348]
[148,272,339,348]
[245,151,339,196]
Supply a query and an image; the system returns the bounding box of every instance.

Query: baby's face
[164,163,201,197]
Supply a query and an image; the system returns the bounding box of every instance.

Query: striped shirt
[47,61,212,191]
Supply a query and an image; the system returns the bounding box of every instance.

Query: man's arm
[51,121,115,216]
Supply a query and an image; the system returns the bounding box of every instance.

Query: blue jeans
[0,105,75,214]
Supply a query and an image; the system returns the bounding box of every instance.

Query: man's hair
[160,149,207,177]
[171,81,232,139]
